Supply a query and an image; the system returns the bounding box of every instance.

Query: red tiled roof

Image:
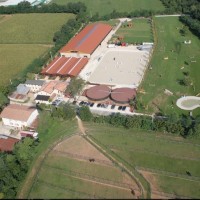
[41,56,88,77]
[0,137,19,152]
[60,23,112,55]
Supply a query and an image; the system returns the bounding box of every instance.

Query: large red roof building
[41,56,89,77]
[60,23,112,58]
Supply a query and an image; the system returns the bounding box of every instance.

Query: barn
[60,23,112,58]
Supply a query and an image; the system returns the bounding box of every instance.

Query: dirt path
[76,117,145,198]
[0,15,12,25]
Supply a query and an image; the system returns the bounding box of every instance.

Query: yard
[51,0,165,16]
[0,13,74,87]
[137,16,200,116]
[85,122,200,198]
[112,18,153,44]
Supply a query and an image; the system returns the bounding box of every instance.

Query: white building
[25,80,45,93]
[0,104,39,129]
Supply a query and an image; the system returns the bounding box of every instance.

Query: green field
[138,17,200,116]
[0,14,74,44]
[86,122,200,198]
[0,44,49,86]
[17,113,78,198]
[52,0,165,16]
[112,18,153,44]
[0,13,74,87]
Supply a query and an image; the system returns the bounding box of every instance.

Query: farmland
[0,14,74,44]
[85,122,200,198]
[51,0,165,16]
[28,134,140,199]
[0,13,74,87]
[111,18,153,44]
[138,17,200,116]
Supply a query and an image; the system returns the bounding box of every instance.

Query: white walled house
[25,80,45,93]
[0,104,39,129]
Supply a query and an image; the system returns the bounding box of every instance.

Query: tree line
[0,138,39,199]
[160,0,200,37]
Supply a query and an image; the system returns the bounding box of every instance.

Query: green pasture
[17,113,78,198]
[86,122,200,198]
[0,44,49,86]
[29,157,134,199]
[155,174,200,198]
[0,13,74,44]
[138,17,200,116]
[52,0,165,16]
[30,167,133,199]
[112,18,153,44]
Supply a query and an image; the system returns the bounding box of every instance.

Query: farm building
[0,104,39,129]
[0,136,19,152]
[60,23,112,58]
[36,81,68,100]
[41,56,89,77]
[25,80,45,93]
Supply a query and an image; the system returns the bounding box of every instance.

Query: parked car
[122,106,126,111]
[118,106,122,110]
[111,105,115,109]
[90,103,94,107]
[79,101,84,106]
[97,103,101,107]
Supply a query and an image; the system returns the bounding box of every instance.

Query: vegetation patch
[138,17,200,116]
[51,0,165,16]
[112,18,153,44]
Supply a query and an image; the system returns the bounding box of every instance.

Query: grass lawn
[112,18,153,44]
[85,122,200,198]
[0,44,49,86]
[17,113,78,198]
[52,0,165,16]
[0,13,74,44]
[137,17,200,116]
[154,174,200,198]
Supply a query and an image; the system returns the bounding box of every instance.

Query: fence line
[27,133,77,198]
[37,179,105,199]
[43,163,140,191]
[107,144,200,161]
[52,149,114,166]
[136,166,200,182]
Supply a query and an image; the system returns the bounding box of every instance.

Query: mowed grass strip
[51,0,165,16]
[0,13,74,44]
[0,44,49,86]
[153,173,200,198]
[138,17,200,115]
[45,154,125,183]
[113,18,153,44]
[87,123,200,160]
[32,167,133,199]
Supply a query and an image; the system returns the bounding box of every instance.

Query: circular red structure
[86,85,111,101]
[111,88,136,104]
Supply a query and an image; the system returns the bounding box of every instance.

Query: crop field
[51,0,165,16]
[0,13,74,44]
[28,135,140,199]
[85,122,200,198]
[0,44,49,86]
[112,18,153,44]
[0,13,74,87]
[137,17,200,116]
